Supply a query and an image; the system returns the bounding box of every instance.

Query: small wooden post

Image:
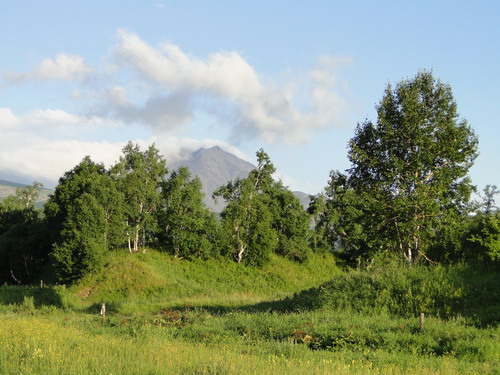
[100,303,106,320]
[40,280,43,288]
[420,312,425,332]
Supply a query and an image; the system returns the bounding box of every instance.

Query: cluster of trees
[0,70,498,285]
[0,144,311,284]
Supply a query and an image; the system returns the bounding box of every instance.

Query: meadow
[0,251,498,374]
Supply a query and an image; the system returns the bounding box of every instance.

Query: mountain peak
[170,147,255,211]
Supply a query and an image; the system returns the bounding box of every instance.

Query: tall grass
[1,312,497,374]
[69,250,340,313]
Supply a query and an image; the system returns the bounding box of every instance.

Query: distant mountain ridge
[0,179,53,207]
[0,179,26,188]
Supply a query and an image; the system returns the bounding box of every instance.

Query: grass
[0,251,499,374]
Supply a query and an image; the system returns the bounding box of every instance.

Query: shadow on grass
[0,285,64,308]
[164,263,499,328]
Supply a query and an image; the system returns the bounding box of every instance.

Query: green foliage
[470,211,500,264]
[158,167,222,259]
[112,142,167,252]
[44,157,126,283]
[266,184,311,262]
[66,250,339,310]
[287,260,499,325]
[215,149,311,265]
[44,157,109,236]
[315,71,478,264]
[1,257,498,375]
[220,183,277,266]
[0,182,49,284]
[51,194,108,284]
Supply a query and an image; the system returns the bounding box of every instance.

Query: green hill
[13,250,339,314]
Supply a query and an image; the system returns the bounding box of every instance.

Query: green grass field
[0,251,498,374]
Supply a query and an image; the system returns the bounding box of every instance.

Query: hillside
[67,250,340,313]
[0,179,53,207]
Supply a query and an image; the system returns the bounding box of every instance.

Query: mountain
[170,146,256,211]
[292,191,313,209]
[170,146,312,212]
[0,179,26,188]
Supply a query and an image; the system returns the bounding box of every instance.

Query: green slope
[66,250,340,313]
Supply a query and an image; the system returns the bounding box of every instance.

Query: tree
[311,171,370,260]
[480,185,499,214]
[112,142,167,253]
[318,71,478,264]
[214,149,311,265]
[45,157,108,239]
[15,181,43,209]
[51,193,108,283]
[158,167,221,259]
[265,182,311,262]
[214,149,278,265]
[45,157,126,249]
[0,182,49,284]
[218,178,277,265]
[44,157,126,283]
[469,211,500,264]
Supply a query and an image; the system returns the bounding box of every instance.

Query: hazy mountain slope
[170,146,255,211]
[0,179,53,207]
[292,191,312,209]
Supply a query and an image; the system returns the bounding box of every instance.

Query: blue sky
[0,1,499,197]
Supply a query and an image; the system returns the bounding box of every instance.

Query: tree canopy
[158,167,222,259]
[214,149,311,265]
[315,71,478,263]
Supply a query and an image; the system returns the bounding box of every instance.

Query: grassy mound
[0,250,339,313]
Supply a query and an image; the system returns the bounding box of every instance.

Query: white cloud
[0,31,352,189]
[24,109,82,125]
[110,30,351,144]
[1,31,351,144]
[0,132,123,185]
[5,53,93,82]
[0,108,20,128]
[0,133,248,187]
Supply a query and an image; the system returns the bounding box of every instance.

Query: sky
[1,1,499,196]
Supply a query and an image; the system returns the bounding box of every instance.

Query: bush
[286,260,500,325]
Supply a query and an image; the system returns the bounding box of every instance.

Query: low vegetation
[0,255,498,374]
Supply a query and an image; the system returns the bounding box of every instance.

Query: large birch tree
[112,142,167,253]
[318,71,478,264]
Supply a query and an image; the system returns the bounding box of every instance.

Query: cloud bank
[107,30,350,143]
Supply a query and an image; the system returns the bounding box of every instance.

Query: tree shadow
[0,285,64,308]
[161,287,320,316]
